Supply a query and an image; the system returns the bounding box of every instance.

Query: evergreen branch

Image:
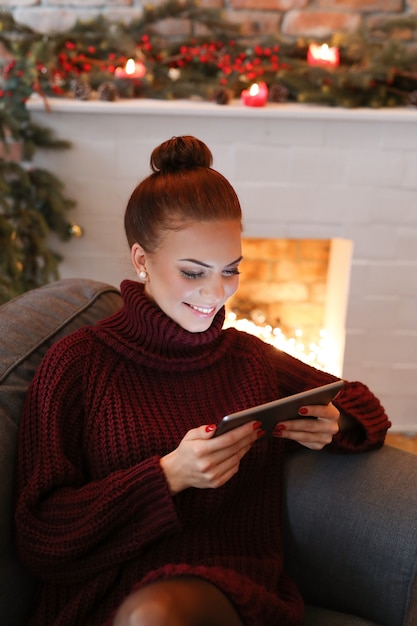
[372,16,417,34]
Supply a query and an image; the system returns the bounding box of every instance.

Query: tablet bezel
[214,380,345,438]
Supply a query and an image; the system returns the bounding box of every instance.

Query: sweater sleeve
[257,341,391,453]
[14,335,180,585]
[329,379,391,453]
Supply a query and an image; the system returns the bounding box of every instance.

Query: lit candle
[114,58,146,98]
[115,58,146,79]
[307,43,340,68]
[241,81,268,107]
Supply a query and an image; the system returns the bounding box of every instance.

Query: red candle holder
[241,82,268,107]
[114,59,146,97]
[115,58,146,79]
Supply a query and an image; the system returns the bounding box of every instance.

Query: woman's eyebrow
[179,256,243,268]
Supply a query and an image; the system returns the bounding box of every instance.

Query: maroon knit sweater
[15,280,390,626]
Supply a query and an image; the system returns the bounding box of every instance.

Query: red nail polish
[298,407,308,415]
[257,429,266,438]
[205,424,216,433]
[253,420,263,430]
[273,424,285,437]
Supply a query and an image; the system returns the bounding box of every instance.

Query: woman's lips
[185,303,216,316]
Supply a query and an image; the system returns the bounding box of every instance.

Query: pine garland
[6,3,416,107]
[3,0,417,108]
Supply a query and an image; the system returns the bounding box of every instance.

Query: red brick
[408,0,417,13]
[223,9,282,36]
[242,238,298,260]
[239,259,272,281]
[48,0,131,5]
[315,0,402,10]
[282,10,361,36]
[228,0,307,9]
[201,0,237,6]
[298,239,330,261]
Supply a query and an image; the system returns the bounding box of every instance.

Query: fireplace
[28,96,417,430]
[225,237,352,377]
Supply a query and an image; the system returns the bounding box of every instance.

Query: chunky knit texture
[15,280,391,626]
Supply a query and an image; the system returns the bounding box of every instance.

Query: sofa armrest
[283,445,417,626]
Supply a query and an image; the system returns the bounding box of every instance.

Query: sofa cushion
[305,605,378,625]
[284,446,417,626]
[0,279,123,626]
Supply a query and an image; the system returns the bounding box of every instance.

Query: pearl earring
[138,270,147,281]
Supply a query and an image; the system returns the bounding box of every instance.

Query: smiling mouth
[185,303,216,315]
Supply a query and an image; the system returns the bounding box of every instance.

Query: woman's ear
[131,243,148,281]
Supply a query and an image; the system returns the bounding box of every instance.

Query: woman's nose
[200,277,225,301]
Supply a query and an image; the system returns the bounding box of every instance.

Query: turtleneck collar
[96,280,228,370]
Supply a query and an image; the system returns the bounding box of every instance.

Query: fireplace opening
[225,238,353,377]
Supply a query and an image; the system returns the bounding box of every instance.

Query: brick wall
[228,238,330,346]
[3,0,417,41]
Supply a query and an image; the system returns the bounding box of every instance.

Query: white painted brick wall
[29,97,417,431]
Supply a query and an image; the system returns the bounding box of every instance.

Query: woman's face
[132,220,242,333]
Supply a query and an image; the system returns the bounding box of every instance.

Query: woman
[15,136,390,626]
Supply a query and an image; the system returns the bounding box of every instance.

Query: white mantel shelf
[29,93,417,431]
[28,94,417,122]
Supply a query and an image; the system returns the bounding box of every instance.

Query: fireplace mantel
[29,96,417,431]
[29,94,417,121]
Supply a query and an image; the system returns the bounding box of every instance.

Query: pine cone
[71,79,91,101]
[98,81,118,102]
[268,83,289,103]
[212,87,230,105]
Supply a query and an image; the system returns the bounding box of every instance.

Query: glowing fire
[224,311,339,374]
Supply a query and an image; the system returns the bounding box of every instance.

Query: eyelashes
[181,271,204,280]
[180,268,240,280]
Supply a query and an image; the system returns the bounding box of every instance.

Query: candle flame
[125,59,136,75]
[318,44,332,61]
[249,83,260,96]
[307,43,339,66]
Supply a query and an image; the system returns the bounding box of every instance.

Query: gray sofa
[1,278,417,626]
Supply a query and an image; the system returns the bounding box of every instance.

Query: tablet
[214,380,344,438]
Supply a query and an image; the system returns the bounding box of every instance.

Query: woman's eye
[181,271,204,280]
[180,268,240,279]
[223,268,241,277]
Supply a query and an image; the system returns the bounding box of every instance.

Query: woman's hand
[160,421,263,495]
[272,402,340,450]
